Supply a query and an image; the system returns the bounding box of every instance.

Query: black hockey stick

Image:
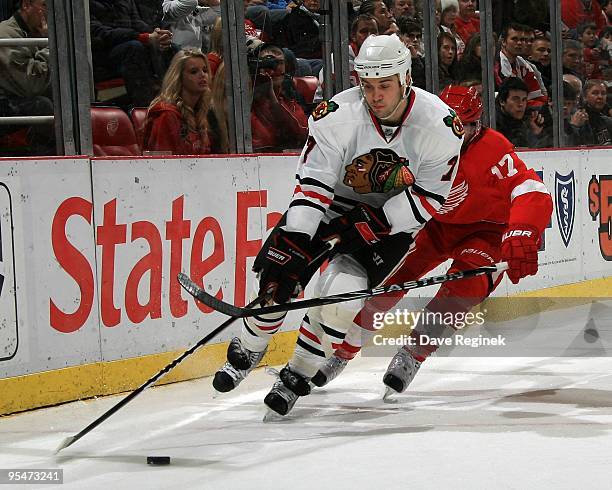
[54,301,258,453]
[178,262,509,319]
[56,242,335,453]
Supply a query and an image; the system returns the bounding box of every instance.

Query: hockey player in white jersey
[212,34,464,416]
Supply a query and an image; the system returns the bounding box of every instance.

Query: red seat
[91,106,141,156]
[293,76,319,105]
[0,128,29,154]
[129,107,148,151]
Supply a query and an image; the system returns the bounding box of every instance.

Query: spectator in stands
[359,0,398,35]
[384,0,416,21]
[144,48,219,154]
[496,77,548,148]
[529,35,552,89]
[207,17,223,77]
[561,0,606,35]
[210,61,228,153]
[561,80,587,146]
[602,0,612,24]
[398,17,425,88]
[313,13,378,103]
[494,22,548,108]
[455,0,479,45]
[245,0,289,43]
[439,0,465,59]
[283,0,322,74]
[250,43,308,152]
[162,0,219,50]
[438,31,458,89]
[600,26,612,79]
[562,39,585,80]
[349,14,379,84]
[455,32,481,83]
[138,0,164,28]
[578,21,606,79]
[0,0,54,155]
[90,0,174,107]
[575,79,612,145]
[564,73,584,100]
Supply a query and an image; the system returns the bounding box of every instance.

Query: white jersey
[285,86,464,238]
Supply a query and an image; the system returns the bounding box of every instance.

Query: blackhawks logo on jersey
[443,109,465,139]
[312,100,339,121]
[344,148,414,194]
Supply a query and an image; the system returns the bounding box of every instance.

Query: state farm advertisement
[0,150,610,379]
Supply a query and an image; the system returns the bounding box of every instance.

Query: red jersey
[435,128,552,234]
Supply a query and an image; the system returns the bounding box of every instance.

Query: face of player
[585,83,607,112]
[502,28,525,58]
[344,153,375,193]
[462,121,480,146]
[439,37,456,67]
[500,89,528,120]
[392,0,415,19]
[182,57,209,97]
[531,39,551,66]
[581,27,597,48]
[562,48,583,72]
[441,7,458,27]
[458,0,476,18]
[361,75,409,122]
[352,20,378,49]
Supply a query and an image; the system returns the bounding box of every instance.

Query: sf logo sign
[588,175,612,261]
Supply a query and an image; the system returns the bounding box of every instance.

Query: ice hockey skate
[311,353,349,387]
[263,365,310,418]
[212,337,267,393]
[382,347,422,400]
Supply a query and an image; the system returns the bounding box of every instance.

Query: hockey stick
[56,242,334,453]
[178,262,509,319]
[55,303,256,454]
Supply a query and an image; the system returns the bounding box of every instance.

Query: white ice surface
[1,353,612,490]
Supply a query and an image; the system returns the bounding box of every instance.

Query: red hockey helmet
[439,85,483,123]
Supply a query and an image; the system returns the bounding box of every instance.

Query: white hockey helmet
[354,34,412,87]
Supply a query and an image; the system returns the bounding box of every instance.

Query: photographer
[250,43,308,152]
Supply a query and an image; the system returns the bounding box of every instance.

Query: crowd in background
[0,0,611,156]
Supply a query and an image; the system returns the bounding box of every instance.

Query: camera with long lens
[247,54,281,77]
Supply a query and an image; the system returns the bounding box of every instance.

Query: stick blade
[55,435,77,454]
[177,273,245,317]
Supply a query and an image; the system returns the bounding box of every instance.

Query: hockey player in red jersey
[312,85,553,394]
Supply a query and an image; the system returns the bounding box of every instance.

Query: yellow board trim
[1,276,610,416]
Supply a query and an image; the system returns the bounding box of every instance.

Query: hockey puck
[147,456,171,465]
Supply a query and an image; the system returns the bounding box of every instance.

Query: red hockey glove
[255,229,314,304]
[320,204,391,254]
[501,225,540,284]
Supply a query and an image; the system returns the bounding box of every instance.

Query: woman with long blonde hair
[144,48,214,155]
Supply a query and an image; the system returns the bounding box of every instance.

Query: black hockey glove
[320,203,391,254]
[254,228,314,304]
